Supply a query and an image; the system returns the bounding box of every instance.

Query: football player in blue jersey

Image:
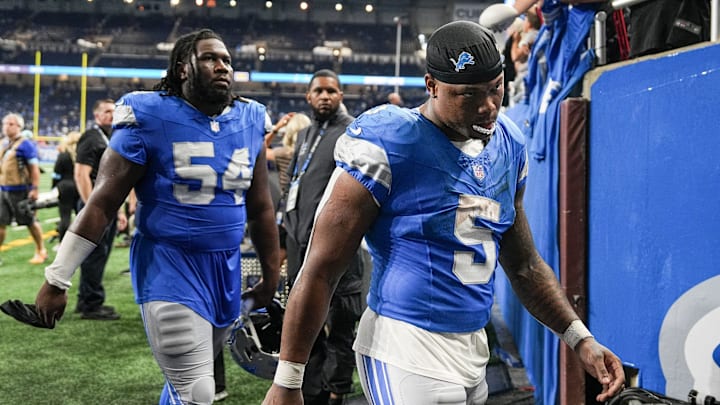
[35,29,281,404]
[263,21,625,405]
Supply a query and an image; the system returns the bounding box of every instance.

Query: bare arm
[499,186,578,332]
[74,163,94,204]
[512,0,540,14]
[69,149,144,242]
[35,148,144,327]
[244,146,282,309]
[28,163,41,201]
[499,186,625,401]
[510,31,531,65]
[282,170,376,362]
[264,113,295,149]
[263,169,377,404]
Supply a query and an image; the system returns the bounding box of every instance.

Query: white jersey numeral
[172,142,252,205]
[452,194,501,284]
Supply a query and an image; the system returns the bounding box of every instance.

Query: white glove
[479,3,520,32]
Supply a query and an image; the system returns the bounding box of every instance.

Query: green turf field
[0,165,279,404]
[0,165,505,404]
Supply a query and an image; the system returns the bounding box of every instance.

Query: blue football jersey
[335,104,528,333]
[109,91,266,326]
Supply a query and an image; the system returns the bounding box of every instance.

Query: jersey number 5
[452,194,501,284]
[173,142,252,205]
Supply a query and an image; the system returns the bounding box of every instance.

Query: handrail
[610,0,652,10]
[593,11,607,66]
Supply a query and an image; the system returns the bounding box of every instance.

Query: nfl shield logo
[472,164,485,180]
[210,121,220,133]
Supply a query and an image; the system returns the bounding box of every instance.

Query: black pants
[56,180,78,242]
[285,236,364,402]
[76,218,117,313]
[303,292,363,403]
[214,349,226,392]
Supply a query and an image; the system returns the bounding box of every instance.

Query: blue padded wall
[587,43,720,399]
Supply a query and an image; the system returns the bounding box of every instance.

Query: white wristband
[44,231,97,290]
[273,360,305,389]
[561,320,594,350]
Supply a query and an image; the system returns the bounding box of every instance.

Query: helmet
[229,299,284,380]
[606,387,693,405]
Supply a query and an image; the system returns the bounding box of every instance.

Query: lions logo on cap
[450,51,475,72]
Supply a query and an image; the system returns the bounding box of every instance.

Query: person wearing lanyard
[281,69,365,405]
[72,98,125,321]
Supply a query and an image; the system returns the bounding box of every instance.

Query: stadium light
[77,38,104,49]
[365,4,373,13]
[265,1,272,8]
[170,0,180,6]
[195,0,203,6]
[335,3,343,11]
[229,0,237,6]
[300,2,309,11]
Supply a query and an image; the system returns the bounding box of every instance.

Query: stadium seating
[0,7,428,135]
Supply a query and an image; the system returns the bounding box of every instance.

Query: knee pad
[189,375,215,405]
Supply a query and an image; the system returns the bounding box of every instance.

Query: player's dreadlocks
[153,28,223,96]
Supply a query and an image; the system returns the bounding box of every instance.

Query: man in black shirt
[281,70,364,405]
[74,98,124,320]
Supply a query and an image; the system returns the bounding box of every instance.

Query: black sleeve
[52,152,72,188]
[75,130,100,168]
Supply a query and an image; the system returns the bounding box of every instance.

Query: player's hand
[35,281,68,328]
[116,212,128,232]
[575,338,626,402]
[241,279,278,310]
[261,384,304,405]
[277,113,295,128]
[28,188,39,201]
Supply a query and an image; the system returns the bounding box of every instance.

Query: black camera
[17,189,59,218]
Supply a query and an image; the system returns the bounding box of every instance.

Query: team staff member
[263,21,624,405]
[72,98,123,320]
[36,29,281,405]
[282,69,364,405]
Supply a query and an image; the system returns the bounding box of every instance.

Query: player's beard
[190,74,232,106]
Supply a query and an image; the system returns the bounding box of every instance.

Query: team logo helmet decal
[450,51,476,72]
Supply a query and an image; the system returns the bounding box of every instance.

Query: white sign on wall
[452,2,493,22]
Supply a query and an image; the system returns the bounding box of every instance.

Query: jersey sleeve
[334,108,395,206]
[74,133,97,167]
[17,140,39,164]
[109,94,147,166]
[517,148,528,189]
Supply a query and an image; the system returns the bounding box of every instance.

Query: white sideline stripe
[9,216,60,232]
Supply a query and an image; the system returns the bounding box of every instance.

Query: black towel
[0,299,54,329]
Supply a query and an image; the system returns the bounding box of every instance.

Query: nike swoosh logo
[349,127,362,136]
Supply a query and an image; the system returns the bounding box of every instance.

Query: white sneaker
[214,390,229,402]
